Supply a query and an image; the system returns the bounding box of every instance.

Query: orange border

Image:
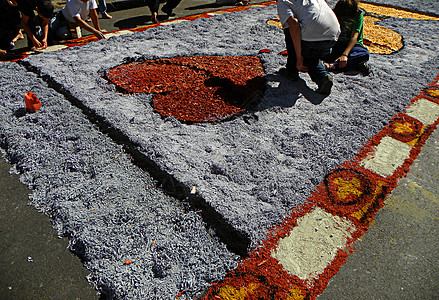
[204,74,439,299]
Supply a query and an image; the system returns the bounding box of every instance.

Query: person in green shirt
[323,0,370,75]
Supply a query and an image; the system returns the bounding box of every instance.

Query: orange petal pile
[106,56,266,123]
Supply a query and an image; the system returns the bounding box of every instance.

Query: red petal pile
[106,56,265,123]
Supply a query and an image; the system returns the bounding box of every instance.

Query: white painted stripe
[406,98,439,125]
[104,30,133,38]
[161,20,188,25]
[271,208,356,281]
[207,11,230,16]
[40,45,68,52]
[360,136,412,177]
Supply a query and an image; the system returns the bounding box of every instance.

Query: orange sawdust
[324,169,374,215]
[106,56,265,123]
[386,113,424,145]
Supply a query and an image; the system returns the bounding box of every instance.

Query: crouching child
[50,0,106,41]
[323,0,370,75]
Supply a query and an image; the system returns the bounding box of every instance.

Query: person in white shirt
[277,0,340,95]
[50,0,106,41]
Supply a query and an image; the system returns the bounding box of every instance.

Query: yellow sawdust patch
[287,286,305,300]
[333,177,362,200]
[217,283,258,300]
[267,18,280,27]
[359,3,439,21]
[352,181,384,220]
[393,121,414,134]
[363,16,403,54]
[427,89,439,97]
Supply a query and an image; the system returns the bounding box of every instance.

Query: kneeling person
[16,0,54,50]
[50,0,106,41]
[323,0,370,75]
[277,0,340,95]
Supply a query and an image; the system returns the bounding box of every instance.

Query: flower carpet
[0,0,438,299]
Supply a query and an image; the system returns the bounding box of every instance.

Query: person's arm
[336,30,359,69]
[40,16,50,48]
[73,11,105,39]
[286,16,308,72]
[21,14,43,49]
[90,8,100,31]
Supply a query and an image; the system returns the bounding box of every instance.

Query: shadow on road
[113,14,176,29]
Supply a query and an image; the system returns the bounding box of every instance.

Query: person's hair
[36,0,54,19]
[333,0,359,19]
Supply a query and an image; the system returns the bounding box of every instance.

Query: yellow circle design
[268,2,439,55]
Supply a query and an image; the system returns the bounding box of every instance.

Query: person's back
[51,0,105,41]
[16,0,54,49]
[277,0,340,95]
[277,0,340,42]
[62,0,95,23]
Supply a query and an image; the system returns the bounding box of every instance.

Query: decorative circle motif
[388,113,423,143]
[324,168,373,214]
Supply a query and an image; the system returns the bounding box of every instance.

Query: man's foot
[278,67,299,82]
[12,30,24,43]
[317,74,333,95]
[161,7,176,17]
[102,12,112,19]
[151,12,159,23]
[356,62,371,76]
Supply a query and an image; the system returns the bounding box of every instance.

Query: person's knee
[55,26,70,40]
[364,50,370,61]
[355,46,370,61]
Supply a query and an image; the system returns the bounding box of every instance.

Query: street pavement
[1,0,438,299]
[319,128,439,299]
